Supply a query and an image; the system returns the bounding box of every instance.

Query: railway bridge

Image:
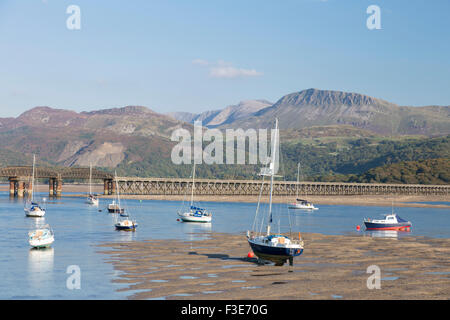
[1,166,448,197]
[114,177,449,196]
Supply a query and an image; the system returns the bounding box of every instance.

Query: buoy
[356,225,361,231]
[176,218,180,221]
[247,251,254,258]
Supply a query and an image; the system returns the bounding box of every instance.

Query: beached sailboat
[177,163,212,223]
[247,119,304,266]
[111,172,138,230]
[86,164,99,206]
[28,224,54,248]
[288,163,318,210]
[24,155,46,218]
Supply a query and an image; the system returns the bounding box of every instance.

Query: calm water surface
[0,192,448,299]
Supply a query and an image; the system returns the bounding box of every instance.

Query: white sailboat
[247,118,304,266]
[112,172,138,231]
[86,163,99,206]
[177,163,212,223]
[24,155,46,218]
[288,163,318,210]
[28,224,54,248]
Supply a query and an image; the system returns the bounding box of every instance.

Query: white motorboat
[25,155,46,218]
[28,225,54,248]
[177,163,212,223]
[247,118,304,266]
[289,199,318,210]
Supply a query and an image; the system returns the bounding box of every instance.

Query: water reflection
[181,222,211,241]
[365,230,412,239]
[366,230,399,238]
[28,247,54,291]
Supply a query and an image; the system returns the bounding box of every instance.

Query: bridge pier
[8,177,30,197]
[103,179,116,195]
[49,178,54,196]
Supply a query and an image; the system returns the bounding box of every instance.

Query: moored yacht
[177,163,212,223]
[288,163,318,210]
[25,155,46,218]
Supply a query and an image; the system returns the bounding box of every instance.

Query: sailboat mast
[89,164,92,195]
[190,163,196,207]
[31,154,35,202]
[115,171,121,209]
[296,162,300,199]
[267,118,278,236]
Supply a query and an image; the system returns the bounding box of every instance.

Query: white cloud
[209,66,263,78]
[193,59,263,79]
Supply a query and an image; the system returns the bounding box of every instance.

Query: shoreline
[66,194,450,209]
[2,184,448,209]
[98,231,450,300]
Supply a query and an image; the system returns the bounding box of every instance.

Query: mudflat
[98,232,450,300]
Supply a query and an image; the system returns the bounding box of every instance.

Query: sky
[0,0,449,117]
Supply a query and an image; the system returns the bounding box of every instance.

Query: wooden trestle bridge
[114,177,448,196]
[1,167,448,197]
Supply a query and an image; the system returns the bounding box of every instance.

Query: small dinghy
[28,225,54,248]
[364,213,412,231]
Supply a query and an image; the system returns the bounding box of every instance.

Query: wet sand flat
[98,232,450,300]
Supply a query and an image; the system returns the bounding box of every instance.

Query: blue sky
[0,0,449,117]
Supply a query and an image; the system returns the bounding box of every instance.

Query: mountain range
[0,88,448,182]
[168,88,450,136]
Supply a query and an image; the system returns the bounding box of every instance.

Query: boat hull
[364,221,411,231]
[288,204,318,210]
[29,238,54,248]
[247,239,303,265]
[86,198,99,206]
[178,213,212,223]
[25,208,45,217]
[115,224,137,230]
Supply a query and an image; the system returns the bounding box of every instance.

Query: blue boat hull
[115,224,137,230]
[364,221,411,230]
[248,240,303,266]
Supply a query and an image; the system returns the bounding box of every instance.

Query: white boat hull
[288,203,318,210]
[29,235,54,248]
[25,207,46,217]
[86,198,99,206]
[29,229,54,248]
[178,212,212,223]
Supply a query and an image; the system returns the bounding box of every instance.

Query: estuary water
[0,192,448,299]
